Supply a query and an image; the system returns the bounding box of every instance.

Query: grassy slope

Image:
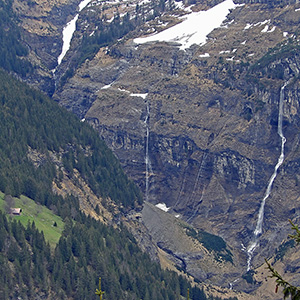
[0,191,64,248]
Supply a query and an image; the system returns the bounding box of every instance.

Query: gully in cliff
[56,0,92,68]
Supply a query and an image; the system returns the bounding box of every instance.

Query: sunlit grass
[0,192,64,248]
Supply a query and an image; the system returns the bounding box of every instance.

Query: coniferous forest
[0,0,33,77]
[0,69,142,210]
[0,209,211,300]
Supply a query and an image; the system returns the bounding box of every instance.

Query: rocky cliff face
[12,0,81,95]
[13,0,300,296]
[52,0,300,288]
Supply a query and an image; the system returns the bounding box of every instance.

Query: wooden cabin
[10,208,22,215]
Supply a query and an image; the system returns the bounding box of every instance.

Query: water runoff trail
[186,153,208,223]
[144,98,153,201]
[246,81,289,271]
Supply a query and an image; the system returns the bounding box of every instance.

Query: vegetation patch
[0,0,33,76]
[0,192,64,248]
[185,226,233,263]
[242,269,256,284]
[274,239,295,263]
[249,39,300,80]
[0,208,210,300]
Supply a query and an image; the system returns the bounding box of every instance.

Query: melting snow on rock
[134,0,238,50]
[57,0,92,66]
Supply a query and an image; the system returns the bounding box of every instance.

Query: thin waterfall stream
[144,98,153,201]
[246,81,289,271]
[186,153,208,223]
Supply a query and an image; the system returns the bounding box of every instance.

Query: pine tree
[266,220,300,299]
[95,277,105,300]
[4,194,14,214]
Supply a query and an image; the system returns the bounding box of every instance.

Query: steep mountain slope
[6,0,300,297]
[9,0,80,94]
[0,70,221,300]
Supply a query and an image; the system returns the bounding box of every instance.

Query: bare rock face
[142,202,239,286]
[12,0,81,95]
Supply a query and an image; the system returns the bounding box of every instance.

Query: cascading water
[246,81,288,271]
[144,98,153,201]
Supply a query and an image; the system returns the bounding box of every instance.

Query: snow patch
[175,1,185,10]
[219,50,230,54]
[261,25,269,33]
[268,26,276,33]
[57,0,93,66]
[244,19,270,31]
[134,0,238,50]
[130,93,148,99]
[261,25,276,33]
[199,53,210,57]
[57,15,79,65]
[222,18,235,28]
[226,56,235,61]
[244,23,252,30]
[101,83,113,89]
[156,203,170,212]
[118,88,130,93]
[140,0,151,5]
[79,0,92,11]
[254,19,270,27]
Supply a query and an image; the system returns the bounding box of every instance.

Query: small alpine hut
[10,208,22,215]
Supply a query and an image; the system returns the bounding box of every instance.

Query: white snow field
[134,0,238,50]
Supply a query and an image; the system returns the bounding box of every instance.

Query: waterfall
[246,81,288,271]
[144,99,153,201]
[56,0,92,67]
